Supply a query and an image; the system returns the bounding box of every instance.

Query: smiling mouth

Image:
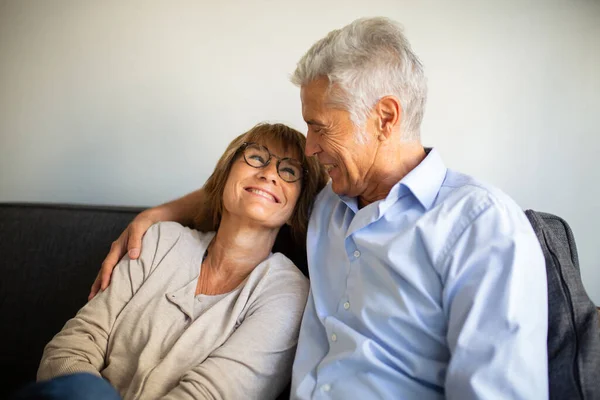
[323,164,337,174]
[245,187,279,203]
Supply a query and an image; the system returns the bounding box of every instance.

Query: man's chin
[330,179,349,197]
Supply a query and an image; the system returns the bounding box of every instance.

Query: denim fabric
[9,373,121,400]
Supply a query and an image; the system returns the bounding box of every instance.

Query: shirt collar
[338,147,447,213]
[398,147,447,210]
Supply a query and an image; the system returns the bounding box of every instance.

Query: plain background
[1,0,598,304]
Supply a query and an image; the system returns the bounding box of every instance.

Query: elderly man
[91,17,548,399]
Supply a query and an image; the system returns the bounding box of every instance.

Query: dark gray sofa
[0,203,146,399]
[0,202,598,399]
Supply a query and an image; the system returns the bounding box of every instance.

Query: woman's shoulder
[148,222,214,246]
[265,252,306,274]
[143,222,214,264]
[241,253,309,320]
[138,222,215,277]
[254,253,309,294]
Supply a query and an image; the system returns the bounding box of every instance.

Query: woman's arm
[39,224,163,381]
[89,188,206,300]
[163,269,309,400]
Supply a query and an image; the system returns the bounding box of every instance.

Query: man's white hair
[291,17,427,141]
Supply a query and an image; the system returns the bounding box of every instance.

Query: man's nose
[305,130,320,157]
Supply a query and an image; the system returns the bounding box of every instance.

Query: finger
[100,239,125,291]
[127,224,146,259]
[89,273,101,301]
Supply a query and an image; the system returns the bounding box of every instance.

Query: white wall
[1,0,598,304]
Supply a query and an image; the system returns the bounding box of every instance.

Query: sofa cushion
[525,210,600,400]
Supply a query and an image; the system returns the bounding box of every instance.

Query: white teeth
[248,188,276,202]
[324,164,337,173]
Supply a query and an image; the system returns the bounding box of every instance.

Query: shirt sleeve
[442,199,549,399]
[162,270,309,400]
[36,223,164,381]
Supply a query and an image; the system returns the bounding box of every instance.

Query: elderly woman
[14,123,327,400]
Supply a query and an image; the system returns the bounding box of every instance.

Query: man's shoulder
[415,168,533,259]
[425,169,541,275]
[438,169,523,216]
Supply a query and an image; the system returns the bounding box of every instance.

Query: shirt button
[343,301,350,310]
[331,333,337,342]
[353,250,360,258]
[322,384,331,392]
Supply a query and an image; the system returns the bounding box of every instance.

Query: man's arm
[89,188,206,300]
[442,200,548,399]
[39,223,162,381]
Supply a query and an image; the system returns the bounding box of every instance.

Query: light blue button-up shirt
[291,148,548,399]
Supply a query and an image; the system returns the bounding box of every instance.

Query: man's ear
[375,96,402,140]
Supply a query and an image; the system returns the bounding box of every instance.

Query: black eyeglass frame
[239,142,307,183]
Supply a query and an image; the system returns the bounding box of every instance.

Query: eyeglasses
[239,142,305,183]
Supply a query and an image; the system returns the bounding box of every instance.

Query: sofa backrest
[0,203,144,398]
[525,210,600,400]
[1,203,598,399]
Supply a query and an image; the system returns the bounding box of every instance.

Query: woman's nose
[258,161,279,184]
